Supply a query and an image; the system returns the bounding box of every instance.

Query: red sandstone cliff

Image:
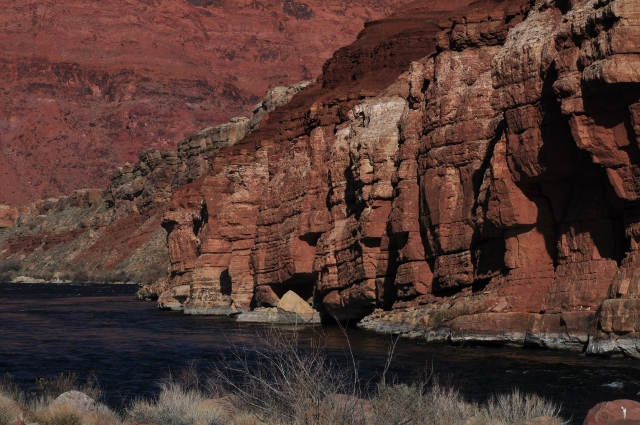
[0,0,411,205]
[3,0,640,358]
[150,0,640,357]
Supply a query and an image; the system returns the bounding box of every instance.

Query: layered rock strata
[152,0,640,357]
[153,0,484,315]
[0,0,412,205]
[0,83,308,283]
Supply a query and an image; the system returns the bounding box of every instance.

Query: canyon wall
[154,0,640,357]
[3,0,640,358]
[0,83,309,283]
[0,0,412,205]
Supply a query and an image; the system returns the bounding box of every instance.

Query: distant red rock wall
[0,82,307,283]
[0,0,412,205]
[155,0,640,357]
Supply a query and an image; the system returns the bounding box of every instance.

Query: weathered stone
[277,290,315,315]
[7,0,640,357]
[584,400,640,425]
[0,205,18,228]
[50,391,96,413]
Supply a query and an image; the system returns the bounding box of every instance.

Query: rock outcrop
[0,206,18,229]
[147,0,640,357]
[0,0,412,205]
[0,82,309,283]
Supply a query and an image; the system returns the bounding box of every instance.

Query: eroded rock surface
[147,0,640,356]
[4,0,640,356]
[0,0,412,205]
[584,399,640,425]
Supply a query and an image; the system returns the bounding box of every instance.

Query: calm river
[1,282,640,424]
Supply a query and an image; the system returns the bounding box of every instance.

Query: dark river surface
[1,283,640,423]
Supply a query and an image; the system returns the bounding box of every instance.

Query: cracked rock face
[155,0,640,357]
[5,0,640,357]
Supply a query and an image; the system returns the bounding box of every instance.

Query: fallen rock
[277,290,315,315]
[158,284,190,311]
[276,291,321,324]
[584,400,640,425]
[236,307,281,323]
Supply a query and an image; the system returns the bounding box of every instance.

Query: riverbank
[0,357,567,425]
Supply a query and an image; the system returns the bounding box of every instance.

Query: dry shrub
[484,390,566,425]
[32,404,83,425]
[371,383,567,425]
[372,381,479,425]
[208,327,365,425]
[0,259,21,274]
[26,373,102,418]
[35,372,101,402]
[125,382,227,425]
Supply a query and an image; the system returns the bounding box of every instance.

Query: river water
[1,283,640,423]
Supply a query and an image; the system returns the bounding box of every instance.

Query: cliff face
[154,0,640,357]
[0,82,309,284]
[4,0,640,358]
[0,0,411,205]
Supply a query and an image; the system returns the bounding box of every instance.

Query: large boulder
[277,290,315,315]
[276,291,321,324]
[584,400,640,425]
[50,390,96,413]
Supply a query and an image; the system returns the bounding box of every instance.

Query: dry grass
[372,381,480,425]
[0,331,568,425]
[0,374,25,406]
[125,382,227,425]
[32,404,83,425]
[371,381,567,425]
[483,389,565,424]
[230,412,265,425]
[25,372,103,414]
[35,372,101,402]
